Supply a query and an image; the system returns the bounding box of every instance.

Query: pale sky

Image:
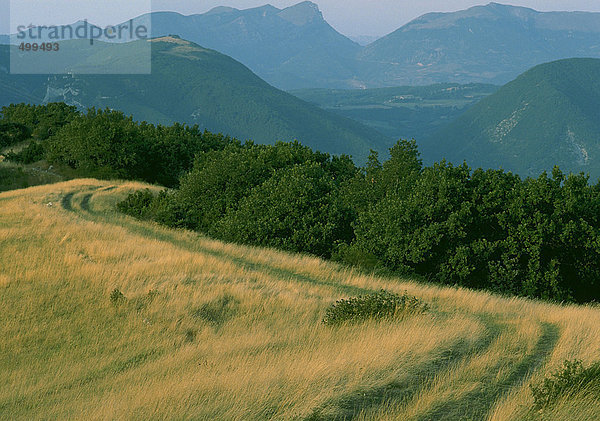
[3,0,600,36]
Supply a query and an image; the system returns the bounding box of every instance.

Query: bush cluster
[5,141,45,164]
[531,360,600,410]
[119,141,357,258]
[322,290,428,325]
[0,122,29,148]
[353,162,600,302]
[45,108,231,187]
[1,103,77,145]
[1,103,232,188]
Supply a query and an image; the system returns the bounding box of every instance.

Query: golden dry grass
[1,179,599,420]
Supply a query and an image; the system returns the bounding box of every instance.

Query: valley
[291,83,498,141]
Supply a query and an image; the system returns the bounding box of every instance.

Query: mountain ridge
[143,2,600,88]
[0,38,388,163]
[126,1,360,89]
[3,2,600,89]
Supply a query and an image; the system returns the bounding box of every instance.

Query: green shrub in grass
[531,360,600,410]
[323,290,428,325]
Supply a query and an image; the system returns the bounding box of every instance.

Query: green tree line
[119,139,600,303]
[1,103,232,187]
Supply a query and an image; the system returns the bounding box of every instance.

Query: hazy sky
[3,0,600,36]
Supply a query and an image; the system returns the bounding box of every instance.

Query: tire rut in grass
[412,321,560,421]
[305,315,505,421]
[80,192,93,212]
[60,191,75,211]
[59,187,374,297]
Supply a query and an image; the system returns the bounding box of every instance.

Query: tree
[211,162,354,258]
[46,108,147,179]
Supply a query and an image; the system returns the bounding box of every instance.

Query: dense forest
[3,103,600,303]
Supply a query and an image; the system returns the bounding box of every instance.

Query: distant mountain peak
[278,1,323,26]
[205,6,239,15]
[150,35,191,45]
[288,1,320,10]
[406,2,537,25]
[483,2,531,9]
[481,2,537,16]
[248,4,281,15]
[485,2,511,8]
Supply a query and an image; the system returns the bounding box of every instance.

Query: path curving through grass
[0,179,598,420]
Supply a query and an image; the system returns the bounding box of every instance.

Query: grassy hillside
[1,179,599,419]
[423,58,600,178]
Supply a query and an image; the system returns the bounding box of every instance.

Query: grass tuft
[191,294,240,327]
[109,288,126,305]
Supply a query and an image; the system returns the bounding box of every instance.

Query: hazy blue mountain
[290,83,498,141]
[4,3,600,89]
[0,47,49,104]
[141,2,600,88]
[137,2,600,89]
[131,2,362,89]
[423,58,600,178]
[3,2,361,89]
[0,39,389,163]
[359,3,600,87]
